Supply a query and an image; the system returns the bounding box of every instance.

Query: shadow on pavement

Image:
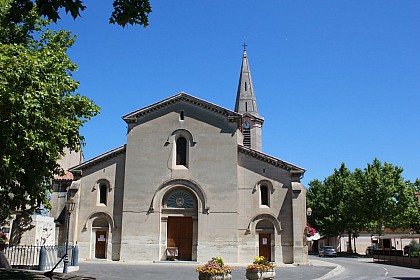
[0,269,96,280]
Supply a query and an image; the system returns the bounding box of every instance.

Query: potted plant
[196,256,233,280]
[246,256,276,280]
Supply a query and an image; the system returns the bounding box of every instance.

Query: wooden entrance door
[95,231,107,259]
[259,233,271,261]
[167,217,193,260]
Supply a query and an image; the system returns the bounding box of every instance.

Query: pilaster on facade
[291,181,309,265]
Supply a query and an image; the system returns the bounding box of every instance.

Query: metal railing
[2,244,76,271]
[3,245,40,270]
[373,249,420,268]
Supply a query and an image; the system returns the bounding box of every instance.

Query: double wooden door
[167,217,193,260]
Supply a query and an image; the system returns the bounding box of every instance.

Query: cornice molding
[238,145,305,173]
[69,145,126,172]
[123,92,241,123]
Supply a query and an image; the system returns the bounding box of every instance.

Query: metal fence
[2,244,76,271]
[373,250,420,269]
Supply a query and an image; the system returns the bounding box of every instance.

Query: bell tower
[235,44,264,151]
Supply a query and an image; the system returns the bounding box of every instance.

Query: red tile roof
[54,170,73,181]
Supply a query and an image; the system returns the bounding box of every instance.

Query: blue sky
[55,1,420,185]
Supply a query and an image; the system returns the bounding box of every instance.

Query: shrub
[408,240,420,257]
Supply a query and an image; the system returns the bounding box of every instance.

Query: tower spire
[234,45,264,151]
[234,46,260,118]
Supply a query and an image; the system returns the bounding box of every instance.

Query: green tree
[307,178,342,238]
[362,158,416,234]
[398,179,420,233]
[0,1,100,223]
[307,163,366,252]
[308,159,420,251]
[4,0,152,27]
[411,179,420,233]
[327,164,366,252]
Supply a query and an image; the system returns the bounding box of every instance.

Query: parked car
[319,246,337,257]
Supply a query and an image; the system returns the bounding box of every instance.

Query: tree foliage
[307,178,342,237]
[359,159,420,234]
[307,159,420,244]
[307,163,367,250]
[0,1,100,223]
[4,0,152,28]
[412,179,420,232]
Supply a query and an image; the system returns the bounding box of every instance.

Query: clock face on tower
[243,121,251,129]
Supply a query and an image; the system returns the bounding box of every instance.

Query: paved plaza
[70,259,337,280]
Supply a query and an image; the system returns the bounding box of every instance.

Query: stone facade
[10,215,55,246]
[54,49,308,265]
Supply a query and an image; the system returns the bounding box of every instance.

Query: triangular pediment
[122,92,241,123]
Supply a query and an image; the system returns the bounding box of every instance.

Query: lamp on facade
[63,197,75,273]
[306,207,312,217]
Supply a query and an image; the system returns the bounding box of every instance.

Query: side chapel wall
[73,153,125,260]
[237,153,294,264]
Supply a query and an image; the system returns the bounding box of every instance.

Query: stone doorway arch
[160,186,199,261]
[256,219,274,261]
[92,217,108,259]
[247,214,282,263]
[86,212,113,260]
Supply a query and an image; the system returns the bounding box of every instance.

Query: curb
[310,259,345,280]
[315,264,344,280]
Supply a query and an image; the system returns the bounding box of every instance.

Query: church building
[55,48,308,265]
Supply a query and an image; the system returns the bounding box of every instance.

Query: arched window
[176,137,187,166]
[261,185,269,206]
[99,184,108,205]
[170,129,195,169]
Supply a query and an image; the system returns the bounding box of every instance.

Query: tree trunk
[347,231,353,253]
[353,236,357,254]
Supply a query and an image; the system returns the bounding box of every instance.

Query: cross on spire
[242,40,247,51]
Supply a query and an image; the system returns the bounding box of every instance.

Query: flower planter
[246,269,276,280]
[198,272,232,280]
[196,257,233,280]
